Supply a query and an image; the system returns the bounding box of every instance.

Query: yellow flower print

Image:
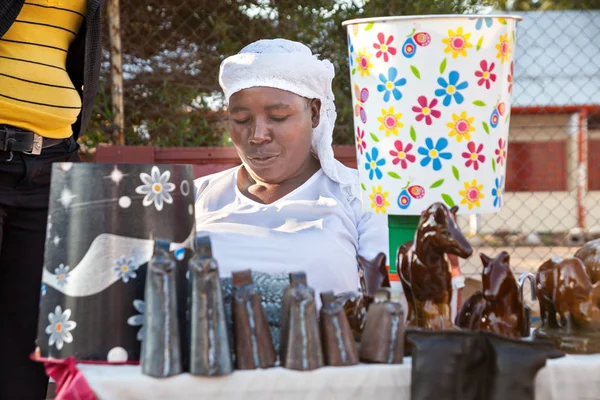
[442,27,472,58]
[495,33,511,64]
[370,186,390,214]
[459,179,485,210]
[377,107,404,136]
[446,111,476,142]
[356,49,373,77]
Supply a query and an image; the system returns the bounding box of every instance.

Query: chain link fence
[86,2,600,310]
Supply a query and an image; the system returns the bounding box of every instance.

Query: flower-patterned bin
[36,163,195,364]
[344,15,521,215]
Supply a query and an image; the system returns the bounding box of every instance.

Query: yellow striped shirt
[0,0,87,139]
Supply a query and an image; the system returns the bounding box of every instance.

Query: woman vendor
[194,39,388,310]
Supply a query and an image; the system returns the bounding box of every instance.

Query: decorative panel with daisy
[344,15,521,215]
[36,163,195,363]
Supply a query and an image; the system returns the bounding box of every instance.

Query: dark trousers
[0,138,80,400]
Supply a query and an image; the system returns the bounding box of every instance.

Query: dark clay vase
[188,236,233,376]
[231,269,276,369]
[141,239,182,377]
[280,272,323,371]
[319,291,359,367]
[359,289,405,364]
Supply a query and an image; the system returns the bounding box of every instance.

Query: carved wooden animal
[336,252,389,340]
[536,257,600,333]
[575,238,600,285]
[398,203,473,330]
[455,252,525,338]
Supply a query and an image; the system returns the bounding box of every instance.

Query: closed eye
[232,118,250,124]
[269,115,289,122]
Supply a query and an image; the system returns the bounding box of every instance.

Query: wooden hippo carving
[575,238,600,286]
[534,257,600,353]
[336,252,390,340]
[398,203,473,330]
[456,251,526,338]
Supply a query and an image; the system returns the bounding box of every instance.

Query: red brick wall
[505,140,568,192]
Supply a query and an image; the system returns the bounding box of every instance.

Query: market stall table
[76,354,600,400]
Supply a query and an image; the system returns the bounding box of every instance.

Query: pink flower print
[507,61,514,93]
[495,138,507,165]
[461,141,486,170]
[356,127,367,155]
[475,60,497,89]
[412,96,441,126]
[373,33,397,62]
[389,140,416,169]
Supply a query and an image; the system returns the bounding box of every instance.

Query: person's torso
[195,168,362,299]
[0,0,86,138]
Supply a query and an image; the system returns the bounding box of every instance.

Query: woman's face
[228,87,321,184]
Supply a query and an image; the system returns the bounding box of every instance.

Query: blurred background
[89,0,600,312]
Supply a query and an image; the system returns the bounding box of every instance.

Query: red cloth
[40,356,96,400]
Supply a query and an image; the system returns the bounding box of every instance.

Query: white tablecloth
[78,354,600,400]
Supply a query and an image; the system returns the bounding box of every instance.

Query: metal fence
[87,2,600,299]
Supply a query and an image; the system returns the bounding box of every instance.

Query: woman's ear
[310,99,321,128]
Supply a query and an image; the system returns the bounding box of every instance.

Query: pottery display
[398,202,473,329]
[343,15,521,215]
[37,163,195,362]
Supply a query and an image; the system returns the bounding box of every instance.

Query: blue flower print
[348,34,355,67]
[492,176,504,207]
[365,147,386,180]
[418,138,452,171]
[435,70,469,106]
[475,18,493,30]
[377,67,407,102]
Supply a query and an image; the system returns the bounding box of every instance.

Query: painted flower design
[459,179,485,210]
[442,27,472,58]
[496,138,507,165]
[377,107,403,136]
[447,111,476,142]
[54,264,70,288]
[41,283,46,297]
[461,142,486,170]
[492,176,505,208]
[356,49,373,77]
[412,96,441,125]
[373,33,397,62]
[507,61,514,93]
[356,127,367,155]
[418,138,452,171]
[127,299,145,341]
[496,33,512,64]
[365,148,386,180]
[347,34,354,67]
[45,306,77,350]
[389,140,416,169]
[377,67,406,102]
[435,71,468,106]
[475,17,493,30]
[475,60,497,89]
[113,255,139,283]
[370,186,390,214]
[135,166,176,211]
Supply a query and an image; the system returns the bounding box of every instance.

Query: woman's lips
[248,154,279,167]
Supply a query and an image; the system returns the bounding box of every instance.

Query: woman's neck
[238,157,321,204]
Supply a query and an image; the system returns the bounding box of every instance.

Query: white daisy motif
[127,299,145,341]
[53,236,61,246]
[45,306,77,350]
[59,188,76,208]
[135,166,176,211]
[113,255,139,283]
[54,264,70,287]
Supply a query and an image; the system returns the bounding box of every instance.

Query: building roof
[512,10,600,108]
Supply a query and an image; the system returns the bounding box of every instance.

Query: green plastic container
[387,215,420,275]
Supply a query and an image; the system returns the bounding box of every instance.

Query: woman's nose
[249,119,271,144]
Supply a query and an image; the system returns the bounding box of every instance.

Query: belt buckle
[24,133,43,155]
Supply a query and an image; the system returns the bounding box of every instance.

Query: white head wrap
[219,38,359,200]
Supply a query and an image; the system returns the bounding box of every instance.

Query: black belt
[0,125,69,155]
